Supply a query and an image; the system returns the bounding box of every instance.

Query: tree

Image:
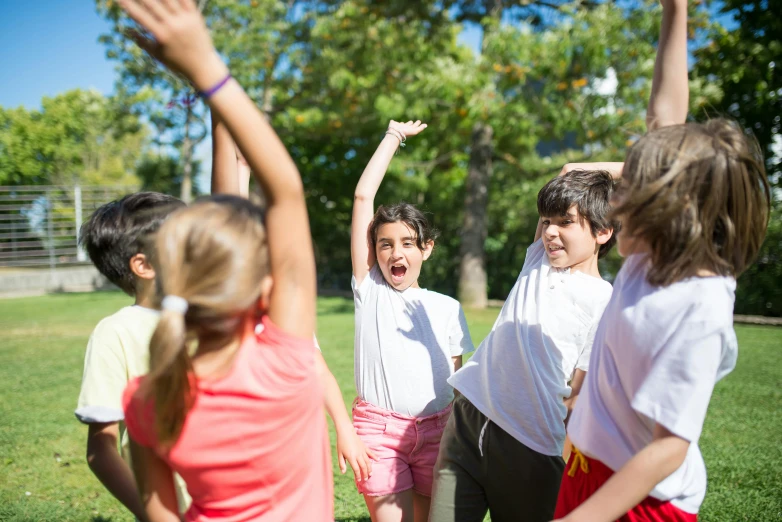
[693,0,782,316]
[95,0,211,203]
[0,89,146,187]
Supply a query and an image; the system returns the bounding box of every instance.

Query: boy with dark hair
[75,192,188,520]
[428,169,617,522]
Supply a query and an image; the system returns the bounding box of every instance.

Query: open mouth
[547,245,564,256]
[390,265,407,282]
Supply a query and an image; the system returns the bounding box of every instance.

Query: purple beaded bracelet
[197,73,232,99]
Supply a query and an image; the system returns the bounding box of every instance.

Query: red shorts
[555,449,698,522]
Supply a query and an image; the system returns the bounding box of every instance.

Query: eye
[562,220,573,225]
[541,219,550,226]
[403,241,414,247]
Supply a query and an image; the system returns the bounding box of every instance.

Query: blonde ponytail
[142,197,269,446]
[148,308,193,445]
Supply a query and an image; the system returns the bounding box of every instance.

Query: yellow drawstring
[567,446,590,477]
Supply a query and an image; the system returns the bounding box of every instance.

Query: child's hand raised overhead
[387,120,428,142]
[120,0,228,91]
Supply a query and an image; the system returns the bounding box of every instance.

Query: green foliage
[135,154,203,198]
[0,90,146,187]
[0,293,780,520]
[692,0,781,315]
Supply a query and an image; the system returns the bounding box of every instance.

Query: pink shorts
[352,399,451,497]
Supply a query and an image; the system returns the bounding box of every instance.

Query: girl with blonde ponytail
[118,2,331,521]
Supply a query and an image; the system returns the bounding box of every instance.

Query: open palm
[388,119,428,138]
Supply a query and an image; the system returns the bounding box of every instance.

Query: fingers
[366,448,379,461]
[338,452,347,474]
[138,0,170,22]
[357,456,370,482]
[119,0,163,36]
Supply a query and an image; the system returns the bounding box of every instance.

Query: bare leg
[365,490,414,522]
[413,490,432,522]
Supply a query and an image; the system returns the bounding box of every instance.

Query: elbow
[354,193,373,203]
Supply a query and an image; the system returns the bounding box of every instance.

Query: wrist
[335,420,355,435]
[189,53,230,93]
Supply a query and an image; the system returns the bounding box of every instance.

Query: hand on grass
[337,428,378,482]
[119,0,228,91]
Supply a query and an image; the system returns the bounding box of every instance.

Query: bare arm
[210,110,251,197]
[315,352,376,481]
[647,0,689,130]
[119,0,316,338]
[86,423,149,522]
[555,424,690,522]
[129,440,180,522]
[352,120,427,285]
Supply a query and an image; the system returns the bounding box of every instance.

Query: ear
[422,239,435,261]
[129,253,156,281]
[595,227,614,246]
[255,275,275,314]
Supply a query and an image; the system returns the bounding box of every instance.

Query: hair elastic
[161,295,189,314]
[197,73,232,99]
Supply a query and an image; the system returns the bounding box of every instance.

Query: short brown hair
[615,119,771,286]
[537,170,618,258]
[79,192,184,295]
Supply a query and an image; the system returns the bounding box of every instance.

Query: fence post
[75,185,86,262]
[47,188,55,274]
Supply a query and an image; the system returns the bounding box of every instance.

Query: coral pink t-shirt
[123,315,333,522]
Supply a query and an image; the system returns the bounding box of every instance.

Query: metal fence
[0,185,134,269]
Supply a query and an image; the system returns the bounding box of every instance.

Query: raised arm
[210,110,250,197]
[121,0,315,338]
[647,0,689,131]
[352,120,427,285]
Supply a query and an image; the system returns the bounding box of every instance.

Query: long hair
[615,119,771,286]
[142,196,269,445]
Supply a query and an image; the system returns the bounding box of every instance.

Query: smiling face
[541,205,610,273]
[374,221,433,291]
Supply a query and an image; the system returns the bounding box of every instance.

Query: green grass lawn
[0,292,780,521]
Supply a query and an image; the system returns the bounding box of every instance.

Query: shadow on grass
[91,517,115,522]
[335,518,371,522]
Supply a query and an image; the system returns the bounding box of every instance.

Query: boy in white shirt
[75,192,189,519]
[428,169,616,522]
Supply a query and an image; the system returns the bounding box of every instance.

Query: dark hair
[616,119,770,286]
[537,170,617,258]
[369,202,439,251]
[79,192,185,296]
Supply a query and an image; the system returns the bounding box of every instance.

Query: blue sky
[0,1,116,110]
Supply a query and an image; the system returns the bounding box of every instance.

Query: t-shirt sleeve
[75,321,129,424]
[521,238,545,273]
[575,319,600,372]
[352,264,381,304]
[630,323,730,443]
[121,377,154,448]
[448,305,474,356]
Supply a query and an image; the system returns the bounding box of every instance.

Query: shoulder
[92,306,158,335]
[522,239,546,270]
[418,289,461,313]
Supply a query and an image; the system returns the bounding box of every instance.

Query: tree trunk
[180,104,194,204]
[458,123,493,309]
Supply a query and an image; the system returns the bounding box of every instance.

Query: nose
[545,225,559,237]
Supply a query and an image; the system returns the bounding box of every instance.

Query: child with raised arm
[117,1,331,520]
[352,120,474,522]
[211,110,377,481]
[553,1,771,520]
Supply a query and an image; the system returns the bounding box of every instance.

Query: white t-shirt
[353,264,474,417]
[75,305,191,512]
[568,254,738,514]
[449,239,613,456]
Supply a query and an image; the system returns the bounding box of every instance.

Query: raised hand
[119,0,228,91]
[388,119,428,139]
